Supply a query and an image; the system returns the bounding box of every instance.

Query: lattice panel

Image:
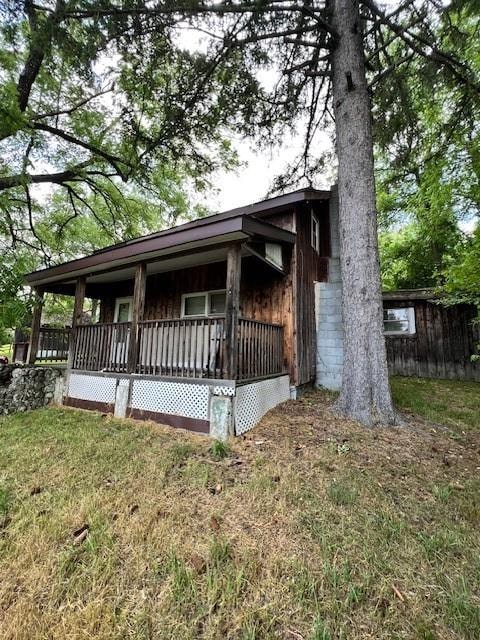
[235,375,290,435]
[67,374,117,404]
[213,385,235,397]
[131,380,210,420]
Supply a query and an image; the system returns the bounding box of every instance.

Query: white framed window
[384,307,416,335]
[311,211,320,253]
[181,290,227,318]
[114,297,133,323]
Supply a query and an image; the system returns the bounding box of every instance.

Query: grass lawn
[0,379,479,639]
[391,376,480,434]
[0,344,12,360]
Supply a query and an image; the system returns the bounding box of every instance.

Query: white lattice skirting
[235,375,290,435]
[130,379,213,420]
[65,372,290,436]
[67,373,117,404]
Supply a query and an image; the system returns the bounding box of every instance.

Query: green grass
[0,379,478,639]
[391,376,480,433]
[0,344,12,360]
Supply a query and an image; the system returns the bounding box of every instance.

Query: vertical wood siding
[98,204,331,386]
[294,201,330,386]
[385,300,480,381]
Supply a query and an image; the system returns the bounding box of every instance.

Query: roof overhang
[26,215,295,290]
[382,288,437,301]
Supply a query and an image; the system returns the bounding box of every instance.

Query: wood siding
[385,300,480,381]
[294,201,330,386]
[99,254,297,380]
[98,201,332,386]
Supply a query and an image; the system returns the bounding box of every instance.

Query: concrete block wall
[315,185,344,390]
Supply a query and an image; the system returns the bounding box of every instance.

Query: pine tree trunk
[330,0,397,426]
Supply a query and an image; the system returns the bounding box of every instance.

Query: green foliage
[443,226,480,307]
[373,2,479,298]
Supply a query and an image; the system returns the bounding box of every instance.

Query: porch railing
[238,318,284,380]
[71,322,131,373]
[70,317,284,380]
[137,318,226,378]
[36,327,71,363]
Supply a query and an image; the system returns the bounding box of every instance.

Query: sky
[207,129,334,213]
[181,0,400,213]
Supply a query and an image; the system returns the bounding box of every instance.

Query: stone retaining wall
[0,365,65,416]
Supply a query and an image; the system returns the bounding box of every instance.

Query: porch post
[225,243,242,379]
[67,276,86,369]
[128,262,147,374]
[27,287,44,364]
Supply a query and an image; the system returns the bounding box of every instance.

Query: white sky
[208,130,334,212]
[183,0,398,213]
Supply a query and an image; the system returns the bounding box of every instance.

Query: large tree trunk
[330,0,396,426]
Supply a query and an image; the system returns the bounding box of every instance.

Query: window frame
[114,297,133,323]
[181,289,227,318]
[383,306,416,336]
[311,211,320,253]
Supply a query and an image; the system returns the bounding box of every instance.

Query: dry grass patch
[0,382,479,639]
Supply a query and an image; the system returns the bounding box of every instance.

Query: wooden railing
[238,318,284,380]
[71,322,131,373]
[36,327,71,363]
[70,317,284,380]
[138,318,226,378]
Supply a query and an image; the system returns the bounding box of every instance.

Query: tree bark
[330,0,396,426]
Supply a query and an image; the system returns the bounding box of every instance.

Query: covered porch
[25,212,296,435]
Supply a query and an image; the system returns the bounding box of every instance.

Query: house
[383,289,480,381]
[24,187,337,437]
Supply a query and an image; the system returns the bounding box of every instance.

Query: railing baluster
[67,317,283,380]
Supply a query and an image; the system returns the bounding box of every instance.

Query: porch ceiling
[27,215,295,295]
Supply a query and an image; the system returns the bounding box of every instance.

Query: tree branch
[0,161,92,191]
[32,122,132,179]
[16,0,65,112]
[362,0,480,93]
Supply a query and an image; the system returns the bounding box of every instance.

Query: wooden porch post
[67,276,86,369]
[27,287,44,364]
[225,243,242,379]
[128,262,147,374]
[72,276,86,328]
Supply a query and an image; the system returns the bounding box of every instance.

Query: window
[114,297,133,323]
[311,212,320,253]
[383,307,416,335]
[182,290,226,317]
[265,242,283,269]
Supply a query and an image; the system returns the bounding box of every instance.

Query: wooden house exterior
[383,290,480,382]
[24,188,333,436]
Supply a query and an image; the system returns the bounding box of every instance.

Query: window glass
[209,292,226,315]
[116,301,131,323]
[384,307,414,334]
[311,214,320,252]
[184,294,206,316]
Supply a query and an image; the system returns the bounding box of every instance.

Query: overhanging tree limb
[31,122,132,180]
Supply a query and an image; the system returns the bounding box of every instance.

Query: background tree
[1,1,478,425]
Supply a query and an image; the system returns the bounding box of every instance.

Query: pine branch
[362,0,480,93]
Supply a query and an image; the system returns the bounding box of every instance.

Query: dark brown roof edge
[90,187,330,256]
[382,288,438,301]
[26,214,295,285]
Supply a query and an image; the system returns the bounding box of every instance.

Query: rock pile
[0,365,64,416]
